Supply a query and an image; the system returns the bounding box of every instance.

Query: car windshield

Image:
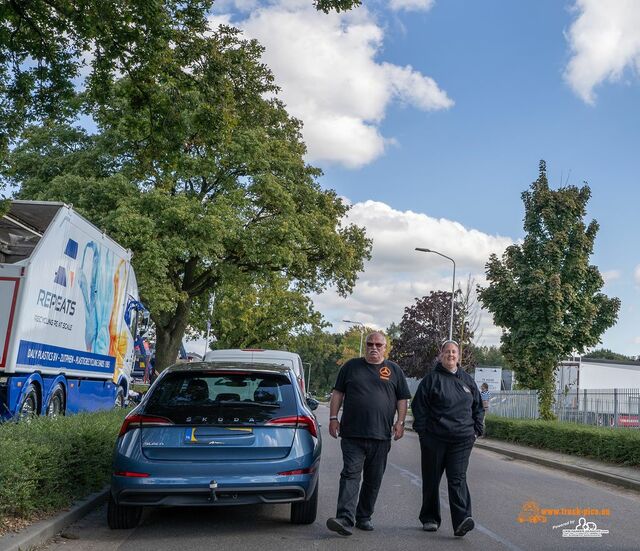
[144,371,297,424]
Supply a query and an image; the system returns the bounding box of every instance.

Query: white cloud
[602,269,621,283]
[389,0,435,13]
[635,265,640,285]
[213,0,453,168]
[313,200,513,345]
[564,0,640,104]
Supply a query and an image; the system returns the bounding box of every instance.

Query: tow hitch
[208,480,218,502]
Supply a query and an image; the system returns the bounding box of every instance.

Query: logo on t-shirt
[379,366,391,380]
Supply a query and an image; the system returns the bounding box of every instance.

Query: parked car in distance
[204,349,307,395]
[108,362,320,529]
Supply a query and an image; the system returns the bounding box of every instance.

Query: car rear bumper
[114,483,309,507]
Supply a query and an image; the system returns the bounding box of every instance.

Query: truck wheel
[114,386,126,408]
[290,479,318,524]
[46,386,65,417]
[107,494,142,529]
[19,385,39,419]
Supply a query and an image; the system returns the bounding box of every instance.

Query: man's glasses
[366,342,385,348]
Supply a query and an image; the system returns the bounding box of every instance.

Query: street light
[415,247,456,342]
[342,319,365,357]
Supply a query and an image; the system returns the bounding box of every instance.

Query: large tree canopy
[478,161,620,419]
[389,290,474,379]
[4,23,371,369]
[0,0,361,156]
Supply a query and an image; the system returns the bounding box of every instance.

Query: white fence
[489,389,640,428]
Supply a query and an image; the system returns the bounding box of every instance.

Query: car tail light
[277,466,316,476]
[118,414,174,436]
[114,471,150,478]
[266,415,318,438]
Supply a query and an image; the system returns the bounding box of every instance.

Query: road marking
[388,461,526,551]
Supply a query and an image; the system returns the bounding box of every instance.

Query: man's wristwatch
[329,416,339,421]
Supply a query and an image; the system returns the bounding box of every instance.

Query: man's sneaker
[326,517,353,536]
[422,521,438,532]
[454,517,475,537]
[355,519,374,531]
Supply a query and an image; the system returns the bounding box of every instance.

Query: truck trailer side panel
[1,201,144,419]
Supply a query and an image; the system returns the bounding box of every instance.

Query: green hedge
[0,409,127,522]
[485,416,640,466]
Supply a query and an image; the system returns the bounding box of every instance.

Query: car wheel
[107,494,142,529]
[290,478,318,524]
[19,384,39,420]
[114,386,126,408]
[46,385,65,417]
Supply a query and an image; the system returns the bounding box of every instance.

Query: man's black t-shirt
[334,358,411,440]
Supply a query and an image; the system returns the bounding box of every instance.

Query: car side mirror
[306,397,319,411]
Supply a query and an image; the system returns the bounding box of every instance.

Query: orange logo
[379,366,391,380]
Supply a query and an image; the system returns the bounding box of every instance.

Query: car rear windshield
[144,371,298,424]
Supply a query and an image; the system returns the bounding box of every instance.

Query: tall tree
[478,161,620,419]
[0,0,361,156]
[389,290,474,378]
[337,325,376,365]
[5,23,371,369]
[457,275,481,366]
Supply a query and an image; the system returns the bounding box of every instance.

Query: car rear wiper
[214,400,280,408]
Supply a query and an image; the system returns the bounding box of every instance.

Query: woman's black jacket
[411,363,485,441]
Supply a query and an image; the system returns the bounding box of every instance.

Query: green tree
[471,345,506,367]
[291,328,342,395]
[5,24,371,369]
[0,0,361,156]
[582,348,634,362]
[201,274,327,350]
[478,161,620,419]
[389,290,474,378]
[337,326,376,365]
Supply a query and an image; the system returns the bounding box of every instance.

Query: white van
[204,349,306,395]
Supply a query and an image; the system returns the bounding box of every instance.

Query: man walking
[326,331,411,536]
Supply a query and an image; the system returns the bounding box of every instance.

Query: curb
[474,441,640,493]
[0,488,109,551]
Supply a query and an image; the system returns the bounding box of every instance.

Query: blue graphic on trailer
[65,239,78,259]
[17,340,115,374]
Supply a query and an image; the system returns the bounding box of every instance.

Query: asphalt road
[42,405,640,551]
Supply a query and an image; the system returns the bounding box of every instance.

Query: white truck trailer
[556,357,640,427]
[0,200,147,420]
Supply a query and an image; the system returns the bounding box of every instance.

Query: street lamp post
[415,247,456,342]
[342,319,365,357]
[305,362,312,394]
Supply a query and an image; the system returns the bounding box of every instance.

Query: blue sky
[208,0,640,356]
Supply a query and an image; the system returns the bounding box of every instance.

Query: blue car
[108,362,321,528]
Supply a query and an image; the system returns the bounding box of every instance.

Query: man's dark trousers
[336,437,391,525]
[418,433,474,529]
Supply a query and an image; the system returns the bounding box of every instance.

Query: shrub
[0,409,127,523]
[485,416,640,466]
